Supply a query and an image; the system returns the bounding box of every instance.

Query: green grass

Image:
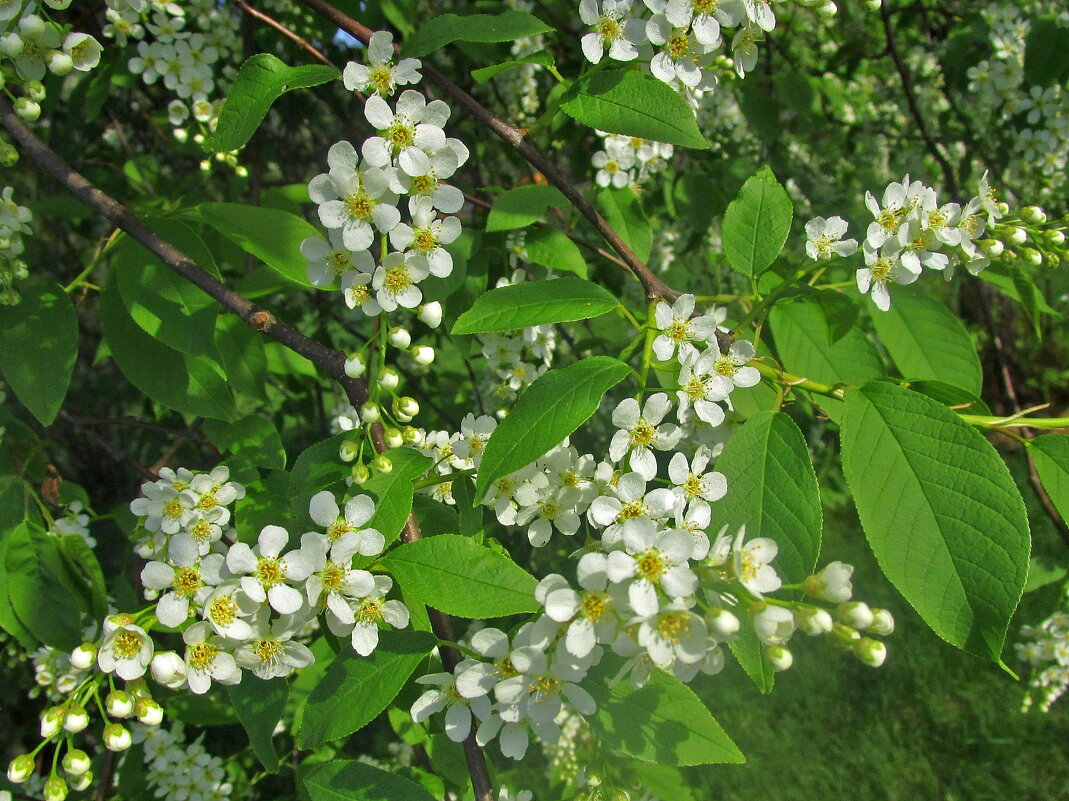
[688,465,1069,801]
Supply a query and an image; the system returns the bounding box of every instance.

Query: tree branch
[236,1,335,67]
[294,0,681,303]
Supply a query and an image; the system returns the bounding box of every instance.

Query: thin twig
[237,1,335,67]
[880,0,958,196]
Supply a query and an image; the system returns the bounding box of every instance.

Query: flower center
[329,250,350,275]
[253,638,285,666]
[410,174,435,194]
[631,421,656,447]
[386,120,415,148]
[163,498,184,519]
[383,265,412,294]
[368,64,393,93]
[668,31,692,60]
[113,631,142,660]
[636,548,668,583]
[597,16,621,40]
[327,520,352,542]
[619,500,646,521]
[359,598,383,621]
[694,0,720,13]
[667,319,691,343]
[189,519,212,542]
[172,566,202,598]
[871,259,893,282]
[530,675,561,699]
[344,191,374,220]
[657,612,688,642]
[498,657,519,678]
[197,491,218,511]
[255,557,285,588]
[686,377,707,401]
[350,283,371,304]
[322,561,346,592]
[209,596,238,626]
[581,592,609,622]
[683,475,704,499]
[188,642,217,671]
[714,358,738,377]
[413,227,439,253]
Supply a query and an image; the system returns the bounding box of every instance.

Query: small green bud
[350,462,370,485]
[372,453,393,475]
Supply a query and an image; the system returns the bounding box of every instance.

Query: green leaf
[112,220,222,360]
[227,677,287,772]
[1024,16,1069,87]
[721,166,793,276]
[303,760,436,801]
[1024,555,1066,594]
[187,203,320,288]
[840,381,1030,661]
[5,524,84,649]
[714,411,821,693]
[585,655,745,766]
[0,512,37,648]
[486,185,568,232]
[452,278,619,335]
[404,10,554,58]
[212,414,286,470]
[99,274,237,421]
[0,279,78,426]
[382,534,539,618]
[452,477,482,538]
[362,448,434,547]
[288,434,354,524]
[298,630,436,749]
[907,380,990,415]
[523,226,588,277]
[474,357,631,503]
[598,187,652,263]
[214,315,268,401]
[208,55,339,152]
[560,69,708,149]
[1031,435,1069,523]
[471,50,554,84]
[769,296,885,421]
[56,535,108,621]
[869,286,982,395]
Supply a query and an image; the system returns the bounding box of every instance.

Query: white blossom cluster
[0,186,32,305]
[1017,590,1069,712]
[46,501,95,547]
[132,722,237,801]
[486,0,548,126]
[0,1,104,121]
[805,173,1007,311]
[592,131,674,189]
[964,3,1069,200]
[577,0,829,95]
[304,31,469,318]
[407,294,892,759]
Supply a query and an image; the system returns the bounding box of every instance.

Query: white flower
[731,526,781,596]
[752,602,795,645]
[343,30,422,96]
[592,147,635,188]
[140,534,224,627]
[857,241,920,312]
[411,669,492,742]
[863,175,929,249]
[308,140,401,251]
[201,585,255,641]
[744,0,781,32]
[181,622,240,694]
[668,448,727,508]
[389,196,462,277]
[805,216,858,260]
[730,24,762,77]
[98,623,154,681]
[347,575,410,656]
[588,471,677,545]
[63,32,103,72]
[235,609,316,679]
[390,147,465,213]
[301,229,375,287]
[608,394,682,480]
[636,603,709,668]
[613,525,698,615]
[579,0,645,64]
[897,217,949,273]
[646,16,715,88]
[300,531,377,628]
[665,0,745,45]
[363,90,449,177]
[225,526,317,615]
[676,348,732,425]
[540,558,623,657]
[706,338,761,391]
[308,491,383,556]
[514,478,583,547]
[653,293,722,363]
[372,251,430,312]
[452,413,497,464]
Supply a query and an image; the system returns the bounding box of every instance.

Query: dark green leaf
[56,534,108,621]
[227,677,288,771]
[303,760,437,801]
[5,524,83,649]
[722,166,793,276]
[561,70,708,149]
[471,50,554,84]
[523,226,588,277]
[0,279,78,426]
[404,11,554,58]
[475,357,631,503]
[452,278,619,334]
[208,54,339,152]
[1024,16,1069,87]
[486,185,567,232]
[598,187,652,263]
[362,448,434,547]
[1031,435,1069,524]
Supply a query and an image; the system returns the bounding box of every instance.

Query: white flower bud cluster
[304,31,469,317]
[0,187,32,305]
[807,172,1007,311]
[133,721,236,801]
[577,0,834,95]
[0,2,103,120]
[591,131,674,189]
[1017,594,1069,713]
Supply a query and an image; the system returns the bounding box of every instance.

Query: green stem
[636,299,657,398]
[733,268,806,336]
[413,468,477,489]
[617,303,641,329]
[64,231,118,293]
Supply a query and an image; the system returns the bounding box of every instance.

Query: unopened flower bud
[868,608,895,636]
[63,705,89,733]
[47,50,73,76]
[103,723,132,751]
[609,791,631,801]
[36,668,54,687]
[1021,206,1046,225]
[751,602,795,645]
[818,0,837,17]
[339,439,359,463]
[359,401,380,424]
[795,606,834,636]
[706,607,740,639]
[804,561,853,603]
[70,771,93,792]
[981,239,1004,257]
[372,453,393,475]
[837,601,874,630]
[350,462,370,485]
[1023,248,1042,266]
[1007,227,1027,245]
[70,642,97,670]
[44,775,68,801]
[854,637,887,667]
[411,345,435,366]
[388,327,411,349]
[378,367,400,391]
[0,143,18,166]
[41,706,64,738]
[395,396,419,419]
[829,622,861,649]
[418,301,443,328]
[24,80,46,102]
[586,771,603,788]
[136,698,163,726]
[765,645,794,671]
[15,98,41,122]
[384,427,404,449]
[864,0,882,9]
[344,352,366,378]
[997,201,1010,215]
[149,651,186,688]
[18,15,46,38]
[7,754,34,784]
[402,425,422,444]
[173,128,189,144]
[105,690,134,718]
[0,33,24,58]
[62,749,91,778]
[1044,229,1065,246]
[56,673,80,694]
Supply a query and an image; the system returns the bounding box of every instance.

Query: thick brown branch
[294,0,680,303]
